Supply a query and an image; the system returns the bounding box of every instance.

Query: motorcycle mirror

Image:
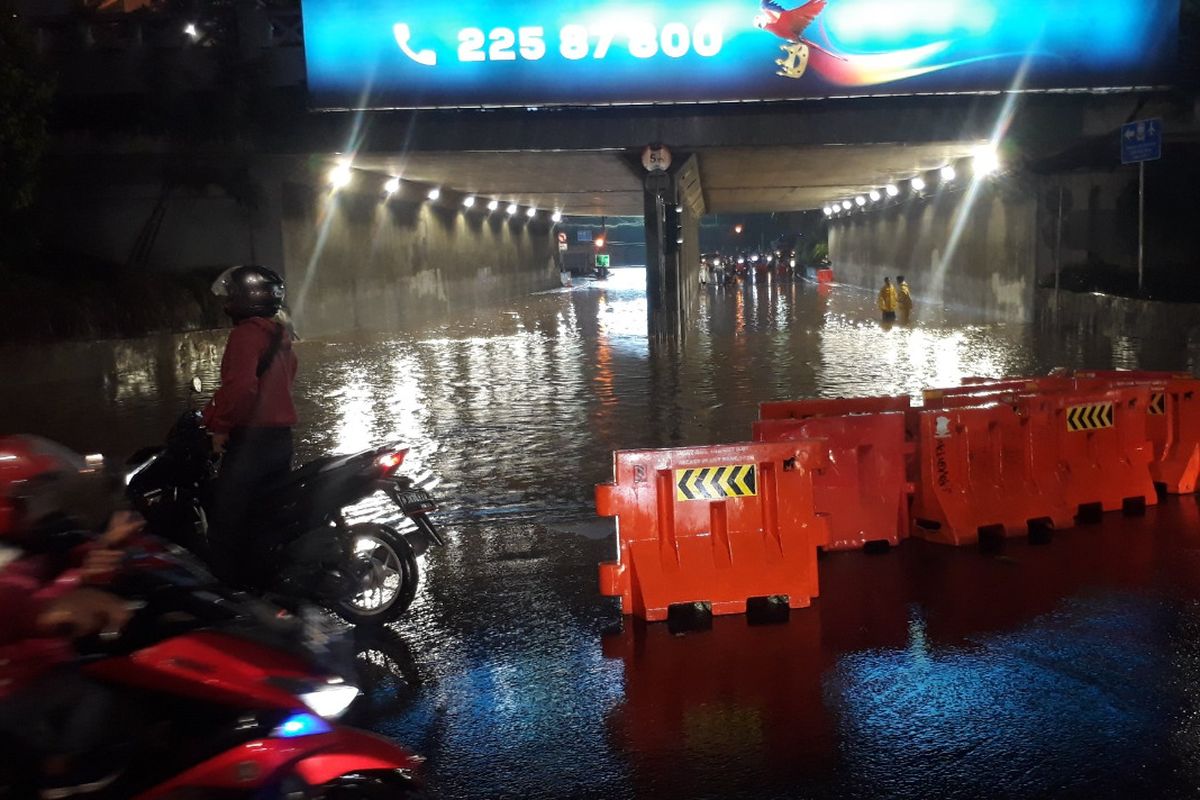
[191,377,202,393]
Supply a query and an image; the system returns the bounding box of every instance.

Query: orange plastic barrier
[1154,381,1200,494]
[760,396,911,421]
[910,403,1075,546]
[1073,372,1200,494]
[1020,387,1158,514]
[752,414,910,550]
[596,442,828,622]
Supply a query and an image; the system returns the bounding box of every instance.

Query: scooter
[0,539,424,799]
[125,383,443,626]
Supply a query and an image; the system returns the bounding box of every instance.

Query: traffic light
[664,203,684,255]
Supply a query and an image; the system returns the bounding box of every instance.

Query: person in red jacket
[203,265,298,587]
[0,435,139,798]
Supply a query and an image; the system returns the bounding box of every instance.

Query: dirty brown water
[5,270,1200,799]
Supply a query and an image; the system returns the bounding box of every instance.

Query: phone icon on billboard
[393,23,437,66]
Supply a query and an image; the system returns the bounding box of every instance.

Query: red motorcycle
[0,540,424,799]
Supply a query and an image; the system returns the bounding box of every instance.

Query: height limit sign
[1121,118,1162,164]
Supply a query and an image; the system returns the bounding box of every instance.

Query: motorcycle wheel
[333,524,420,626]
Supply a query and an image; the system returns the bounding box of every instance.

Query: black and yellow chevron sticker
[674,464,757,501]
[1149,392,1166,415]
[1066,401,1115,432]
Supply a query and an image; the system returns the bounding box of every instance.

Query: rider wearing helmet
[0,436,139,798]
[203,265,298,587]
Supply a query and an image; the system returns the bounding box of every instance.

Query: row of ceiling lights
[327,162,563,223]
[822,148,1000,218]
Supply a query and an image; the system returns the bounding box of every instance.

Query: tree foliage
[0,3,53,217]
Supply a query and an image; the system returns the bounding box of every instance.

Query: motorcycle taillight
[376,451,406,474]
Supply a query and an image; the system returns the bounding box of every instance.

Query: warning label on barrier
[674,465,757,501]
[1149,392,1166,415]
[1066,401,1115,431]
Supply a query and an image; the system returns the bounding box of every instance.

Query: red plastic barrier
[1020,387,1158,514]
[816,268,834,283]
[760,396,911,421]
[596,442,828,621]
[753,414,910,550]
[910,403,1075,546]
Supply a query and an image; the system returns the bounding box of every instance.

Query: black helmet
[212,265,286,320]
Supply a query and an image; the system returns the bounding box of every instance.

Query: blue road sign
[1121,118,1163,164]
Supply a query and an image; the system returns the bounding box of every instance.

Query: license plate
[394,488,437,514]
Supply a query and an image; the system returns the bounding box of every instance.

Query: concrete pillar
[644,174,675,337]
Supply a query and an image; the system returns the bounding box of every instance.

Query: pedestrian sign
[1121,118,1162,164]
[596,254,610,268]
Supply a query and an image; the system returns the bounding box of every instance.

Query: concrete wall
[282,181,559,339]
[34,155,286,274]
[828,179,1037,322]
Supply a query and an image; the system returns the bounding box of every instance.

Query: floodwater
[5,269,1200,799]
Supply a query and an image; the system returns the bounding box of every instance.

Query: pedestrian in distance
[877,276,898,323]
[896,275,913,323]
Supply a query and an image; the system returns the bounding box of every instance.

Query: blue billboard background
[301,0,1179,109]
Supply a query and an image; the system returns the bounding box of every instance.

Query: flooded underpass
[6,269,1200,799]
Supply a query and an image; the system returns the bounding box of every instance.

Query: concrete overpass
[20,1,1200,335]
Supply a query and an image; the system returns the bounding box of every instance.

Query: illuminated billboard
[301,0,1178,109]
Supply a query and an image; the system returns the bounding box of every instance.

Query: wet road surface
[5,270,1200,798]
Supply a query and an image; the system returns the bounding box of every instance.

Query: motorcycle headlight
[300,679,360,719]
[269,676,360,719]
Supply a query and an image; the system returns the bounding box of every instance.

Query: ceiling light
[525,206,537,218]
[841,200,851,211]
[427,187,441,201]
[885,184,900,197]
[383,177,400,194]
[910,176,926,192]
[974,147,1000,176]
[463,195,476,207]
[506,203,518,215]
[487,199,499,211]
[940,165,956,182]
[854,196,866,207]
[868,189,881,202]
[328,164,352,190]
[822,206,832,216]
[551,211,562,222]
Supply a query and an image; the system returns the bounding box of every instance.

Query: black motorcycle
[125,396,442,626]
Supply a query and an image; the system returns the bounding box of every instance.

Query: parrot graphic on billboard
[753,0,830,78]
[753,0,826,43]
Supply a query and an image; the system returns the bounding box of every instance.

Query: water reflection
[3,271,1200,799]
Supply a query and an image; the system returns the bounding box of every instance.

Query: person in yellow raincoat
[896,275,913,323]
[877,277,898,322]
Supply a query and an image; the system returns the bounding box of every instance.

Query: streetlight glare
[974,148,1000,176]
[734,224,744,234]
[328,164,352,190]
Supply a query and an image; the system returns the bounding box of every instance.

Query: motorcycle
[0,538,424,799]
[125,385,443,626]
